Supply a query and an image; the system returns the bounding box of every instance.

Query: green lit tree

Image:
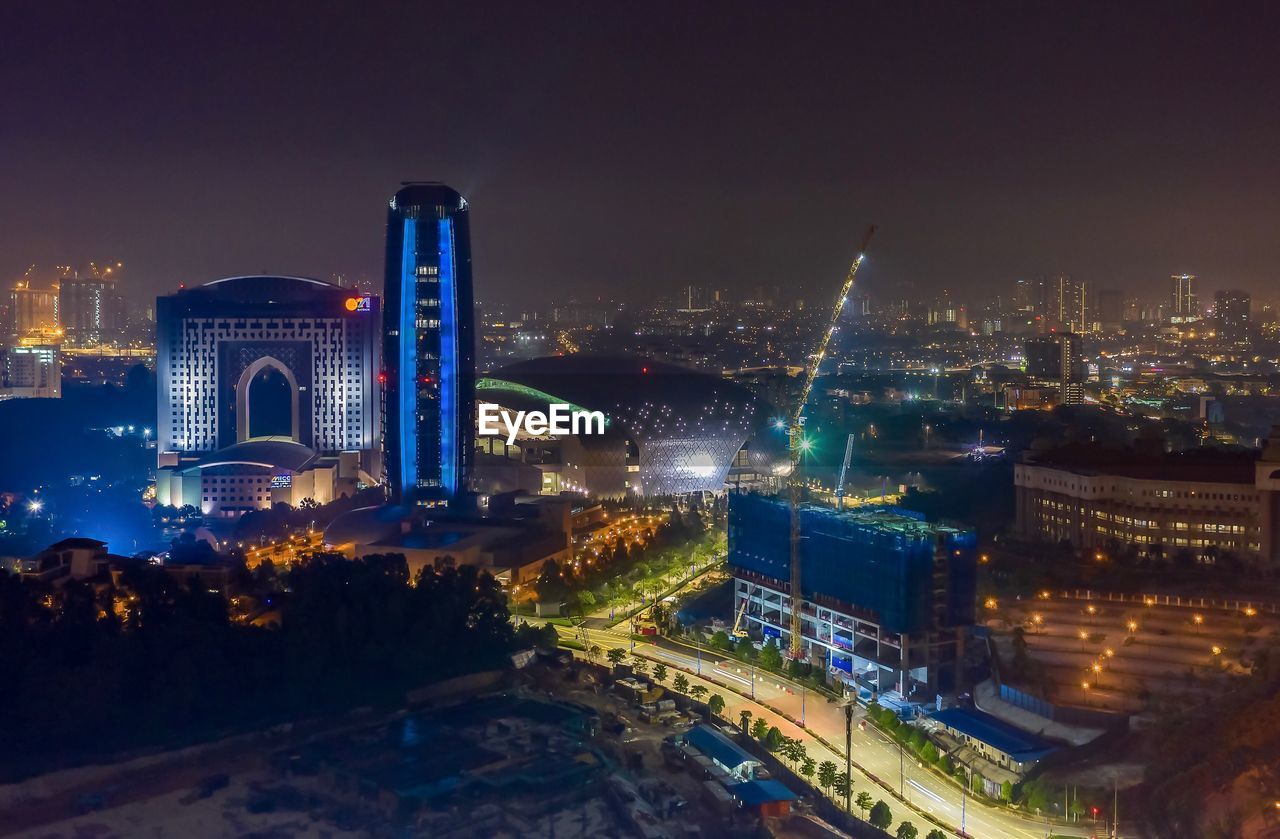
[896,823,918,839]
[800,757,816,784]
[855,791,873,818]
[751,716,770,740]
[707,693,725,716]
[926,830,948,839]
[672,673,689,693]
[759,637,784,671]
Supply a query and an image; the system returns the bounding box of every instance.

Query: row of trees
[0,552,519,781]
[614,647,940,839]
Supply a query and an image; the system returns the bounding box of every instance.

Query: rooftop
[930,707,1057,761]
[1025,442,1258,484]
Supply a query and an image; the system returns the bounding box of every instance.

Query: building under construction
[727,492,976,701]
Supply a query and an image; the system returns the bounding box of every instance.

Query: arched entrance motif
[235,356,300,442]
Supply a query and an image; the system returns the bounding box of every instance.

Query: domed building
[475,355,760,498]
[153,275,381,516]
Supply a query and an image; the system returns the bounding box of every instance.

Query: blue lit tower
[382,183,475,505]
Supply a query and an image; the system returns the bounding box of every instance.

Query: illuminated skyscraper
[1214,289,1251,342]
[1025,332,1083,405]
[1169,274,1200,322]
[382,183,476,505]
[60,275,126,347]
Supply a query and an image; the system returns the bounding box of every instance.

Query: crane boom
[836,432,856,510]
[788,225,876,659]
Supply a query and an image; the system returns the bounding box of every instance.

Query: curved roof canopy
[193,436,317,472]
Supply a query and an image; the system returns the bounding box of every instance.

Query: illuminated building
[1015,428,1280,566]
[475,355,757,498]
[382,183,476,506]
[1214,288,1251,342]
[60,274,126,347]
[1169,273,1200,323]
[1,344,60,399]
[727,493,976,697]
[7,281,59,339]
[153,275,380,515]
[1023,332,1083,405]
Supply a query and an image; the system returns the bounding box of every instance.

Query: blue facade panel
[727,493,976,634]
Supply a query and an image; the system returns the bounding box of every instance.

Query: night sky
[3,2,1279,306]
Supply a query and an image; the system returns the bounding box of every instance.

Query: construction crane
[787,225,877,659]
[835,432,856,510]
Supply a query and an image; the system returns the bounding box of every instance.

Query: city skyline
[4,3,1280,306]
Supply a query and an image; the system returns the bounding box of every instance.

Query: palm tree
[800,757,816,784]
[606,648,626,665]
[855,791,873,819]
[689,685,708,702]
[672,674,689,693]
[652,663,668,684]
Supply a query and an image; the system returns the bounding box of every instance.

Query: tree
[631,656,648,677]
[800,757,816,783]
[690,685,708,702]
[921,742,939,764]
[710,630,734,651]
[971,772,985,794]
[832,773,852,808]
[869,800,893,830]
[926,831,948,839]
[672,674,689,693]
[751,716,770,740]
[1000,779,1014,803]
[855,791,873,818]
[707,693,725,716]
[816,759,841,790]
[606,647,626,665]
[739,709,753,734]
[896,823,918,839]
[587,644,602,664]
[764,725,784,750]
[653,662,668,684]
[759,637,784,671]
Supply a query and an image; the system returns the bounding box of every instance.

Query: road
[564,622,1099,839]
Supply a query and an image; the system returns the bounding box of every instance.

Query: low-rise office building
[1015,427,1280,566]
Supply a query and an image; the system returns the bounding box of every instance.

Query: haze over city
[4,2,1280,305]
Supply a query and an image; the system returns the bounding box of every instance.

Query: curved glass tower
[382,183,475,505]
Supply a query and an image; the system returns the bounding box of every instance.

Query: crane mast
[787,225,876,659]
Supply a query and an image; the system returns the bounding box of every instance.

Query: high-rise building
[382,183,476,506]
[7,282,59,340]
[60,275,126,347]
[727,493,976,696]
[1169,274,1200,322]
[1214,289,1251,342]
[1024,332,1083,405]
[153,275,381,515]
[1049,274,1090,332]
[0,345,60,399]
[1097,289,1124,331]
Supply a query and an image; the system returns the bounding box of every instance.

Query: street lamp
[838,693,856,814]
